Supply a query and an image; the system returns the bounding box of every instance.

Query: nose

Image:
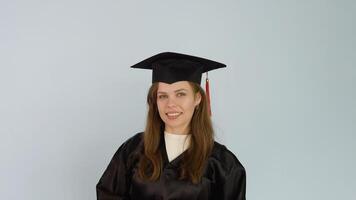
[167,96,177,108]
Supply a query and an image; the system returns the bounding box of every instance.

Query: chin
[163,119,185,129]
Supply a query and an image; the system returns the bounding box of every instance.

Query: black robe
[96,132,246,200]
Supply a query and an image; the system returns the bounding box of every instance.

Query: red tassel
[205,73,211,116]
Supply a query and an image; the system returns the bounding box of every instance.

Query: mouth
[166,112,182,120]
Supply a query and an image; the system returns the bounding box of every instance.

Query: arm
[96,144,131,200]
[222,166,246,200]
[211,145,247,200]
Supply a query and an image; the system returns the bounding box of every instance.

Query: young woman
[96,52,246,200]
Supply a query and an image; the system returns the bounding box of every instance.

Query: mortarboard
[130,52,226,115]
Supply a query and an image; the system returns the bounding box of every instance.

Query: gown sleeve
[221,165,246,200]
[211,144,247,200]
[96,141,133,200]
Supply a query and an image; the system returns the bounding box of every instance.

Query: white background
[1,0,355,199]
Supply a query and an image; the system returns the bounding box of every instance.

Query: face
[156,81,201,134]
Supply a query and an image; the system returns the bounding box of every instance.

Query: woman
[96,52,246,200]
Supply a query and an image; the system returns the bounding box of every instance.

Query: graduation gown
[96,132,246,200]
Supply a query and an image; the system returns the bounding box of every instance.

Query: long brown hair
[137,82,214,184]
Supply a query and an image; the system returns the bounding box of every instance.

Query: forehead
[157,81,193,92]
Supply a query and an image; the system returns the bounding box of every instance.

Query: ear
[194,92,202,106]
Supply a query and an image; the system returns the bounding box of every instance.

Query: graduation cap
[130,52,226,115]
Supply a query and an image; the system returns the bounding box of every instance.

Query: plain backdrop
[1,0,355,199]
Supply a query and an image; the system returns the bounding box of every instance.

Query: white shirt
[164,132,191,162]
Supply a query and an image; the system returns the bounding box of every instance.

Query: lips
[166,112,182,120]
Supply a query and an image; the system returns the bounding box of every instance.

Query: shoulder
[111,132,144,162]
[209,141,245,173]
[208,142,247,198]
[122,132,144,148]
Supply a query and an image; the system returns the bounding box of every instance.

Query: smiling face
[156,81,201,134]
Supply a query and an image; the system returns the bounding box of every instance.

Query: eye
[177,92,186,97]
[158,95,168,99]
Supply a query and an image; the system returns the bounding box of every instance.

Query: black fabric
[96,132,246,200]
[130,52,226,84]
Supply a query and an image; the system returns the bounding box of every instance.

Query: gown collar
[160,130,187,168]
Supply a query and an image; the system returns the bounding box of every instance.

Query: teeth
[167,112,181,116]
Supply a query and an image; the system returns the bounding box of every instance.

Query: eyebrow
[157,89,188,94]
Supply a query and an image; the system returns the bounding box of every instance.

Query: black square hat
[130,52,226,84]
